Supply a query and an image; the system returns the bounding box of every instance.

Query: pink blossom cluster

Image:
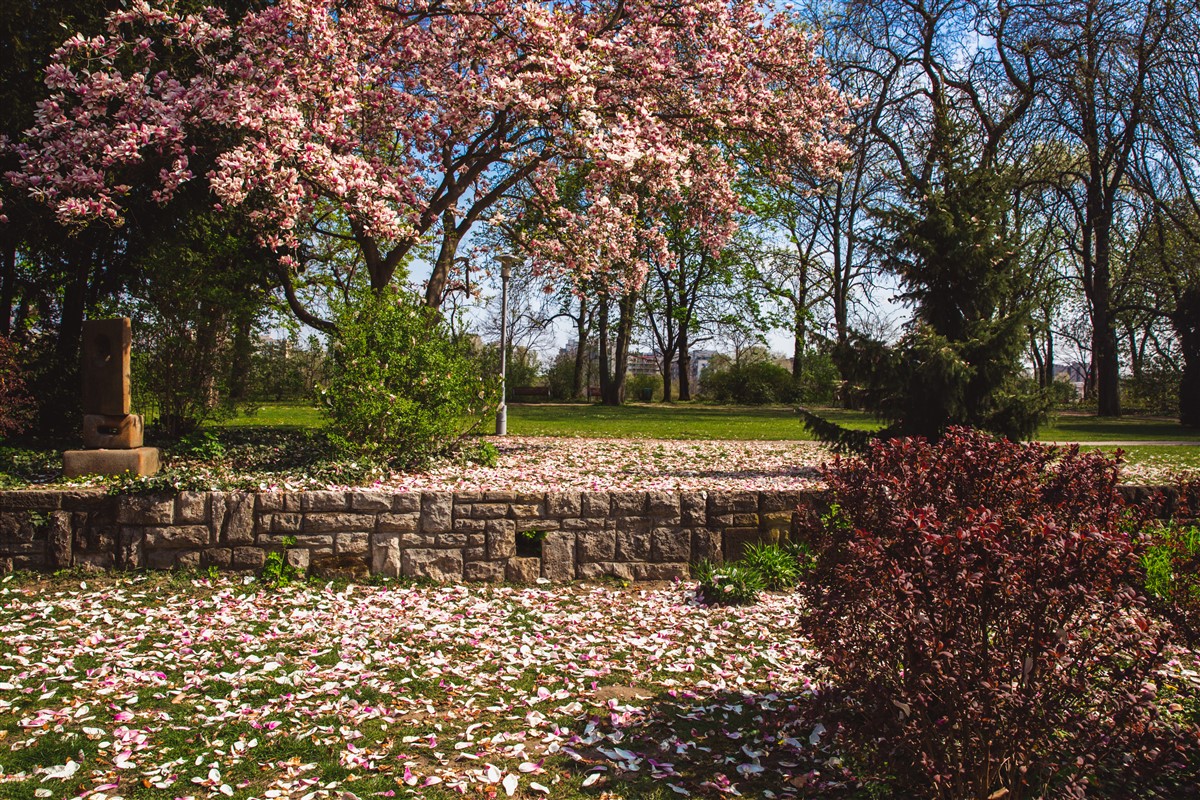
[8,0,850,289]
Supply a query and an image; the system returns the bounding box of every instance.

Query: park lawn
[0,572,847,800]
[216,402,880,440]
[216,402,1200,445]
[1039,413,1200,443]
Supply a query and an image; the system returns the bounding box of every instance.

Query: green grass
[214,401,879,440]
[1039,413,1200,443]
[215,402,1200,444]
[214,401,324,428]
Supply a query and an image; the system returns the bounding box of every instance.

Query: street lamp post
[495,255,519,435]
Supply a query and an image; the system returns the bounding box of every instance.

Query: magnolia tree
[9,0,849,318]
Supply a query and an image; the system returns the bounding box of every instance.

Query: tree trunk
[1174,288,1200,427]
[597,297,611,403]
[660,360,673,402]
[678,327,692,401]
[423,214,460,307]
[572,301,588,400]
[604,290,636,406]
[228,314,255,402]
[0,240,15,337]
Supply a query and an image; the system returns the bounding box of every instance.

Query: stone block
[760,511,794,537]
[303,513,376,533]
[391,493,421,512]
[467,503,509,520]
[651,528,691,563]
[692,529,722,563]
[760,490,814,514]
[145,526,210,549]
[311,554,369,580]
[709,491,758,516]
[301,491,347,512]
[47,511,72,569]
[681,492,707,527]
[506,557,541,584]
[453,518,486,533]
[647,492,679,518]
[577,561,633,582]
[401,548,463,582]
[486,522,516,559]
[431,532,468,548]
[214,492,255,544]
[482,491,518,502]
[546,492,582,518]
[202,548,232,568]
[60,490,109,512]
[82,413,143,449]
[286,548,310,573]
[270,513,303,533]
[633,562,689,582]
[422,492,453,533]
[336,532,370,555]
[578,530,617,563]
[377,513,419,533]
[146,549,176,570]
[562,518,597,530]
[465,560,506,582]
[581,493,610,518]
[372,536,402,577]
[257,492,285,512]
[723,527,772,562]
[0,491,59,512]
[118,528,145,569]
[81,318,131,416]
[509,503,543,520]
[616,529,651,561]
[465,546,487,562]
[541,531,575,582]
[175,550,201,570]
[349,490,392,512]
[610,492,646,517]
[176,492,209,525]
[233,546,266,569]
[65,447,160,479]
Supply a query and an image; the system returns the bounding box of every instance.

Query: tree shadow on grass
[557,686,869,799]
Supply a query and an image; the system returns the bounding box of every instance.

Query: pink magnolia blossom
[8,0,850,297]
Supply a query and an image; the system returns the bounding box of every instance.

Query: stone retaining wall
[0,489,823,582]
[1,485,1190,582]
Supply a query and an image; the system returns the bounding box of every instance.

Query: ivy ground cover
[0,573,855,800]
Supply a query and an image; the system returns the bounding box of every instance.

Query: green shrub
[0,336,34,440]
[741,542,802,590]
[321,288,499,468]
[1142,521,1200,646]
[701,360,796,405]
[693,560,763,605]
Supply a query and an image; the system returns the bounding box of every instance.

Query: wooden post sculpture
[63,318,160,477]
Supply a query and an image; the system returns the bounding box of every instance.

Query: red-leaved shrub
[800,428,1196,799]
[0,335,34,439]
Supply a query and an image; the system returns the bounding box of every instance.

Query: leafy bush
[321,288,499,468]
[701,360,796,405]
[693,560,763,606]
[626,372,663,402]
[740,542,803,590]
[1140,481,1200,647]
[0,335,34,440]
[799,428,1192,798]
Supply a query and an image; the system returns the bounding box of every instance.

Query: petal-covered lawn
[375,438,828,494]
[0,574,854,800]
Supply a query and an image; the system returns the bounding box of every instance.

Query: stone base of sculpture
[63,447,160,479]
